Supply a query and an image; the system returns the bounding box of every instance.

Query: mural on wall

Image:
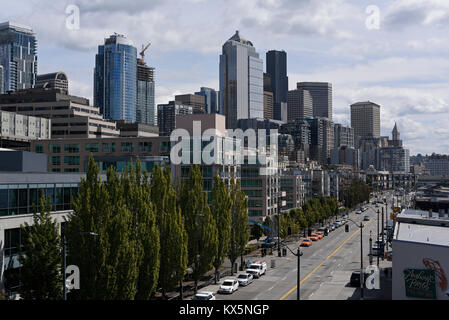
[423,258,448,293]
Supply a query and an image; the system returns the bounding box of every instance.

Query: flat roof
[395,222,449,247]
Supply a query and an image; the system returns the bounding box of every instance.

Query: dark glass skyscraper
[94,33,137,122]
[0,22,37,93]
[195,87,218,114]
[266,50,288,121]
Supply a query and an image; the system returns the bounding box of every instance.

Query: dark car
[350,270,369,287]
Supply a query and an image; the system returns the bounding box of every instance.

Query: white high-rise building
[219,31,264,129]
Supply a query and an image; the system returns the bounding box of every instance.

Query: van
[247,261,267,278]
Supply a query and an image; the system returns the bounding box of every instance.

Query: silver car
[237,273,253,286]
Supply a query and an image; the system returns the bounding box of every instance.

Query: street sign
[403,269,436,299]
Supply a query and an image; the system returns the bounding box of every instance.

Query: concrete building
[266,50,288,121]
[30,136,171,173]
[94,33,137,122]
[115,120,158,137]
[392,210,449,300]
[330,146,360,169]
[195,87,218,114]
[305,117,334,165]
[36,72,69,94]
[0,88,119,139]
[287,88,313,122]
[351,101,381,144]
[297,82,332,120]
[334,123,354,148]
[0,65,4,94]
[280,168,304,210]
[136,57,156,126]
[263,91,274,120]
[0,22,37,92]
[219,30,264,129]
[280,120,311,161]
[0,110,51,149]
[157,101,193,136]
[424,154,449,176]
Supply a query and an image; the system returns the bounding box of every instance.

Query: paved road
[199,192,395,300]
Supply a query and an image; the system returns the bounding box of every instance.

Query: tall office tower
[157,101,193,136]
[266,50,288,121]
[306,117,334,165]
[0,22,37,93]
[195,87,218,114]
[219,30,264,129]
[0,65,3,94]
[94,33,137,122]
[263,91,273,120]
[36,72,69,94]
[287,88,313,122]
[175,94,205,114]
[136,57,155,125]
[334,123,354,148]
[297,82,332,120]
[350,101,381,140]
[263,72,272,92]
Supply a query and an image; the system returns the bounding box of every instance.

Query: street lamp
[345,217,365,300]
[377,209,380,267]
[281,242,303,300]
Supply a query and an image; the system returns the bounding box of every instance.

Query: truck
[246,260,267,279]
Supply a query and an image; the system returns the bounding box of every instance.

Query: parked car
[318,227,328,235]
[218,279,239,294]
[237,273,253,286]
[328,224,335,231]
[356,210,362,214]
[310,234,319,241]
[192,291,216,300]
[315,232,324,239]
[350,271,369,287]
[301,238,312,247]
[363,215,370,221]
[335,220,342,227]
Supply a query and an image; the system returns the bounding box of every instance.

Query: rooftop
[394,222,449,247]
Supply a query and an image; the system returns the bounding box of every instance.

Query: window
[102,142,116,153]
[64,143,80,153]
[138,141,152,153]
[35,145,43,153]
[64,156,80,165]
[64,168,80,173]
[85,143,99,153]
[50,156,61,166]
[121,142,134,153]
[159,141,170,153]
[49,144,61,153]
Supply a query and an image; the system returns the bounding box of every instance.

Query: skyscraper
[287,88,313,122]
[175,94,205,114]
[219,30,264,129]
[0,65,3,95]
[297,82,332,120]
[0,22,37,93]
[350,101,381,140]
[195,87,218,114]
[263,91,273,120]
[266,50,288,121]
[94,33,137,122]
[136,57,155,125]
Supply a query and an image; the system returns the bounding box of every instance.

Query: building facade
[195,87,218,114]
[157,101,193,136]
[263,90,274,120]
[0,110,51,146]
[36,72,69,94]
[266,50,288,121]
[0,22,37,93]
[219,31,264,129]
[94,33,137,122]
[351,101,381,142]
[287,88,313,123]
[296,82,332,120]
[334,123,354,148]
[136,58,155,125]
[175,94,205,114]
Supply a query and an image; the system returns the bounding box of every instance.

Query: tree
[180,165,218,293]
[211,174,231,284]
[19,194,62,300]
[228,178,249,276]
[151,165,188,298]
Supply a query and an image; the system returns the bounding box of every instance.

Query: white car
[218,279,239,294]
[192,291,216,300]
[237,273,253,286]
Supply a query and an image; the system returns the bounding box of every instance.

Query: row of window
[35,141,169,154]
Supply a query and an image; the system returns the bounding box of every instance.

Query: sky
[2,0,449,156]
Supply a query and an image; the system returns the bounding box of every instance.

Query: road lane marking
[280,219,373,300]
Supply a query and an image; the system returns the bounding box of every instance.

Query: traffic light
[345,224,349,232]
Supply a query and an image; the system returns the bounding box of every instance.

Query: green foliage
[211,174,232,282]
[341,179,371,209]
[179,165,218,293]
[151,165,188,298]
[19,194,62,300]
[228,178,249,275]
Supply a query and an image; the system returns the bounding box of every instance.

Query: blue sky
[2,0,449,155]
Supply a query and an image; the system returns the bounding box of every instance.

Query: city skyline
[1,0,449,154]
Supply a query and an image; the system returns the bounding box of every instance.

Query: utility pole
[377,209,380,266]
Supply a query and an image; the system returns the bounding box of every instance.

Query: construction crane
[139,42,151,62]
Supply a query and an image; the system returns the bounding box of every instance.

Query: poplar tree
[151,165,188,298]
[211,174,231,283]
[180,165,218,293]
[19,194,62,300]
[228,178,249,276]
